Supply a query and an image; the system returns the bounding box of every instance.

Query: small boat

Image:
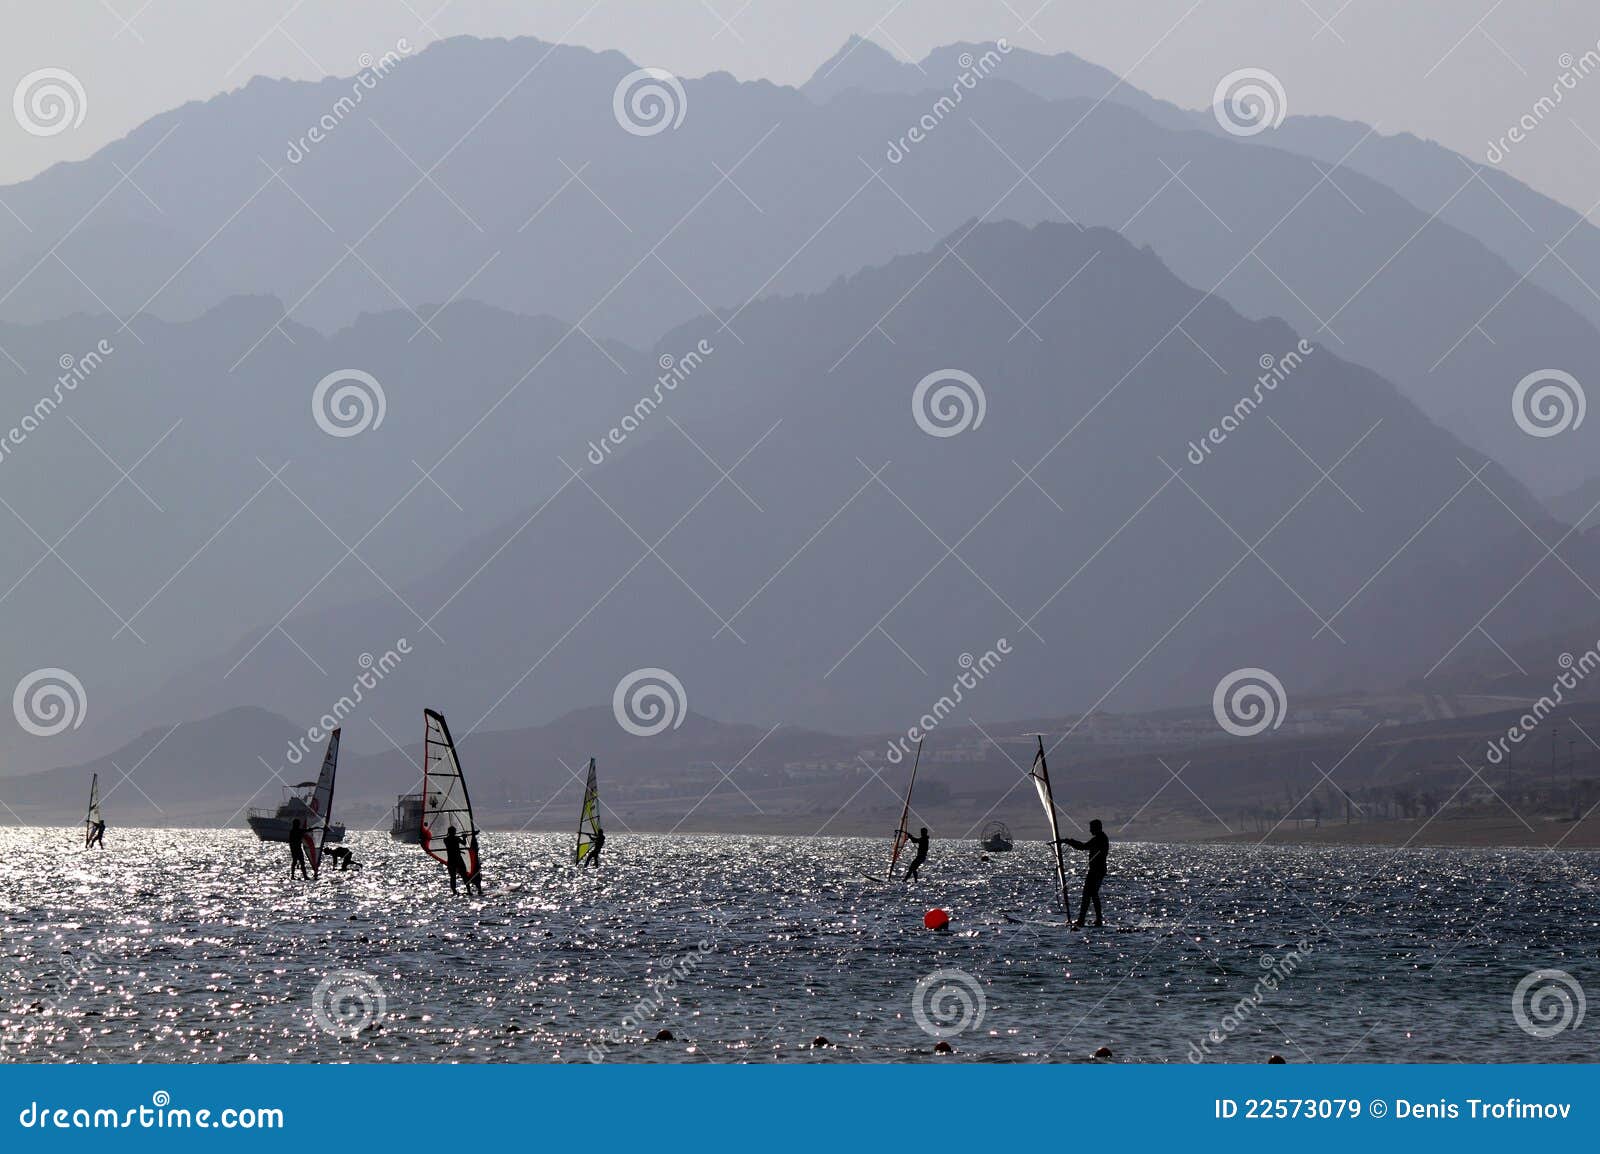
[981,820,1014,852]
[248,735,347,846]
[390,791,423,843]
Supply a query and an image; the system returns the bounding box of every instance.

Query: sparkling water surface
[2,829,1594,1063]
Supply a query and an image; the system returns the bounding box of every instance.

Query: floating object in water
[933,1040,954,1054]
[887,739,923,881]
[1267,1054,1287,1064]
[980,820,1013,852]
[655,1028,674,1041]
[810,1035,831,1048]
[924,908,950,931]
[1093,1045,1113,1059]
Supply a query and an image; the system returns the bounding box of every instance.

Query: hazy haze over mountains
[5,23,1600,830]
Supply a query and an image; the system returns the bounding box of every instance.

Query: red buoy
[924,908,950,930]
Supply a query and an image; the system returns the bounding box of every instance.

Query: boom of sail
[302,728,340,875]
[84,773,101,848]
[575,757,602,865]
[887,739,923,881]
[1029,736,1072,918]
[421,709,479,874]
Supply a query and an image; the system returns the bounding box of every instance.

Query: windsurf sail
[421,709,479,874]
[575,757,602,865]
[84,773,100,848]
[303,728,340,876]
[1029,735,1072,918]
[887,739,923,881]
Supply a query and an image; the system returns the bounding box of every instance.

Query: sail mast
[575,758,602,865]
[888,739,923,881]
[1029,735,1073,919]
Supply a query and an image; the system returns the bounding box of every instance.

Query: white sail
[84,773,101,848]
[888,739,922,880]
[303,729,340,874]
[422,709,479,873]
[1029,737,1072,917]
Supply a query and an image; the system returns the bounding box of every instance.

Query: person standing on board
[87,818,106,849]
[1062,819,1109,928]
[443,825,471,894]
[582,827,605,868]
[287,817,311,881]
[467,830,484,895]
[903,827,930,882]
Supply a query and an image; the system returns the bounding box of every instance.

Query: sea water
[1,829,1593,1063]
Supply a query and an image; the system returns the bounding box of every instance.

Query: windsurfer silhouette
[903,827,930,882]
[467,831,483,895]
[288,817,310,880]
[1062,819,1109,928]
[87,819,105,849]
[582,827,605,868]
[444,825,471,894]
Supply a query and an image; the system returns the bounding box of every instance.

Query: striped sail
[303,729,340,874]
[84,773,101,848]
[574,758,602,865]
[422,709,479,874]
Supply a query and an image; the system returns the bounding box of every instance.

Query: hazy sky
[2,2,1599,216]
